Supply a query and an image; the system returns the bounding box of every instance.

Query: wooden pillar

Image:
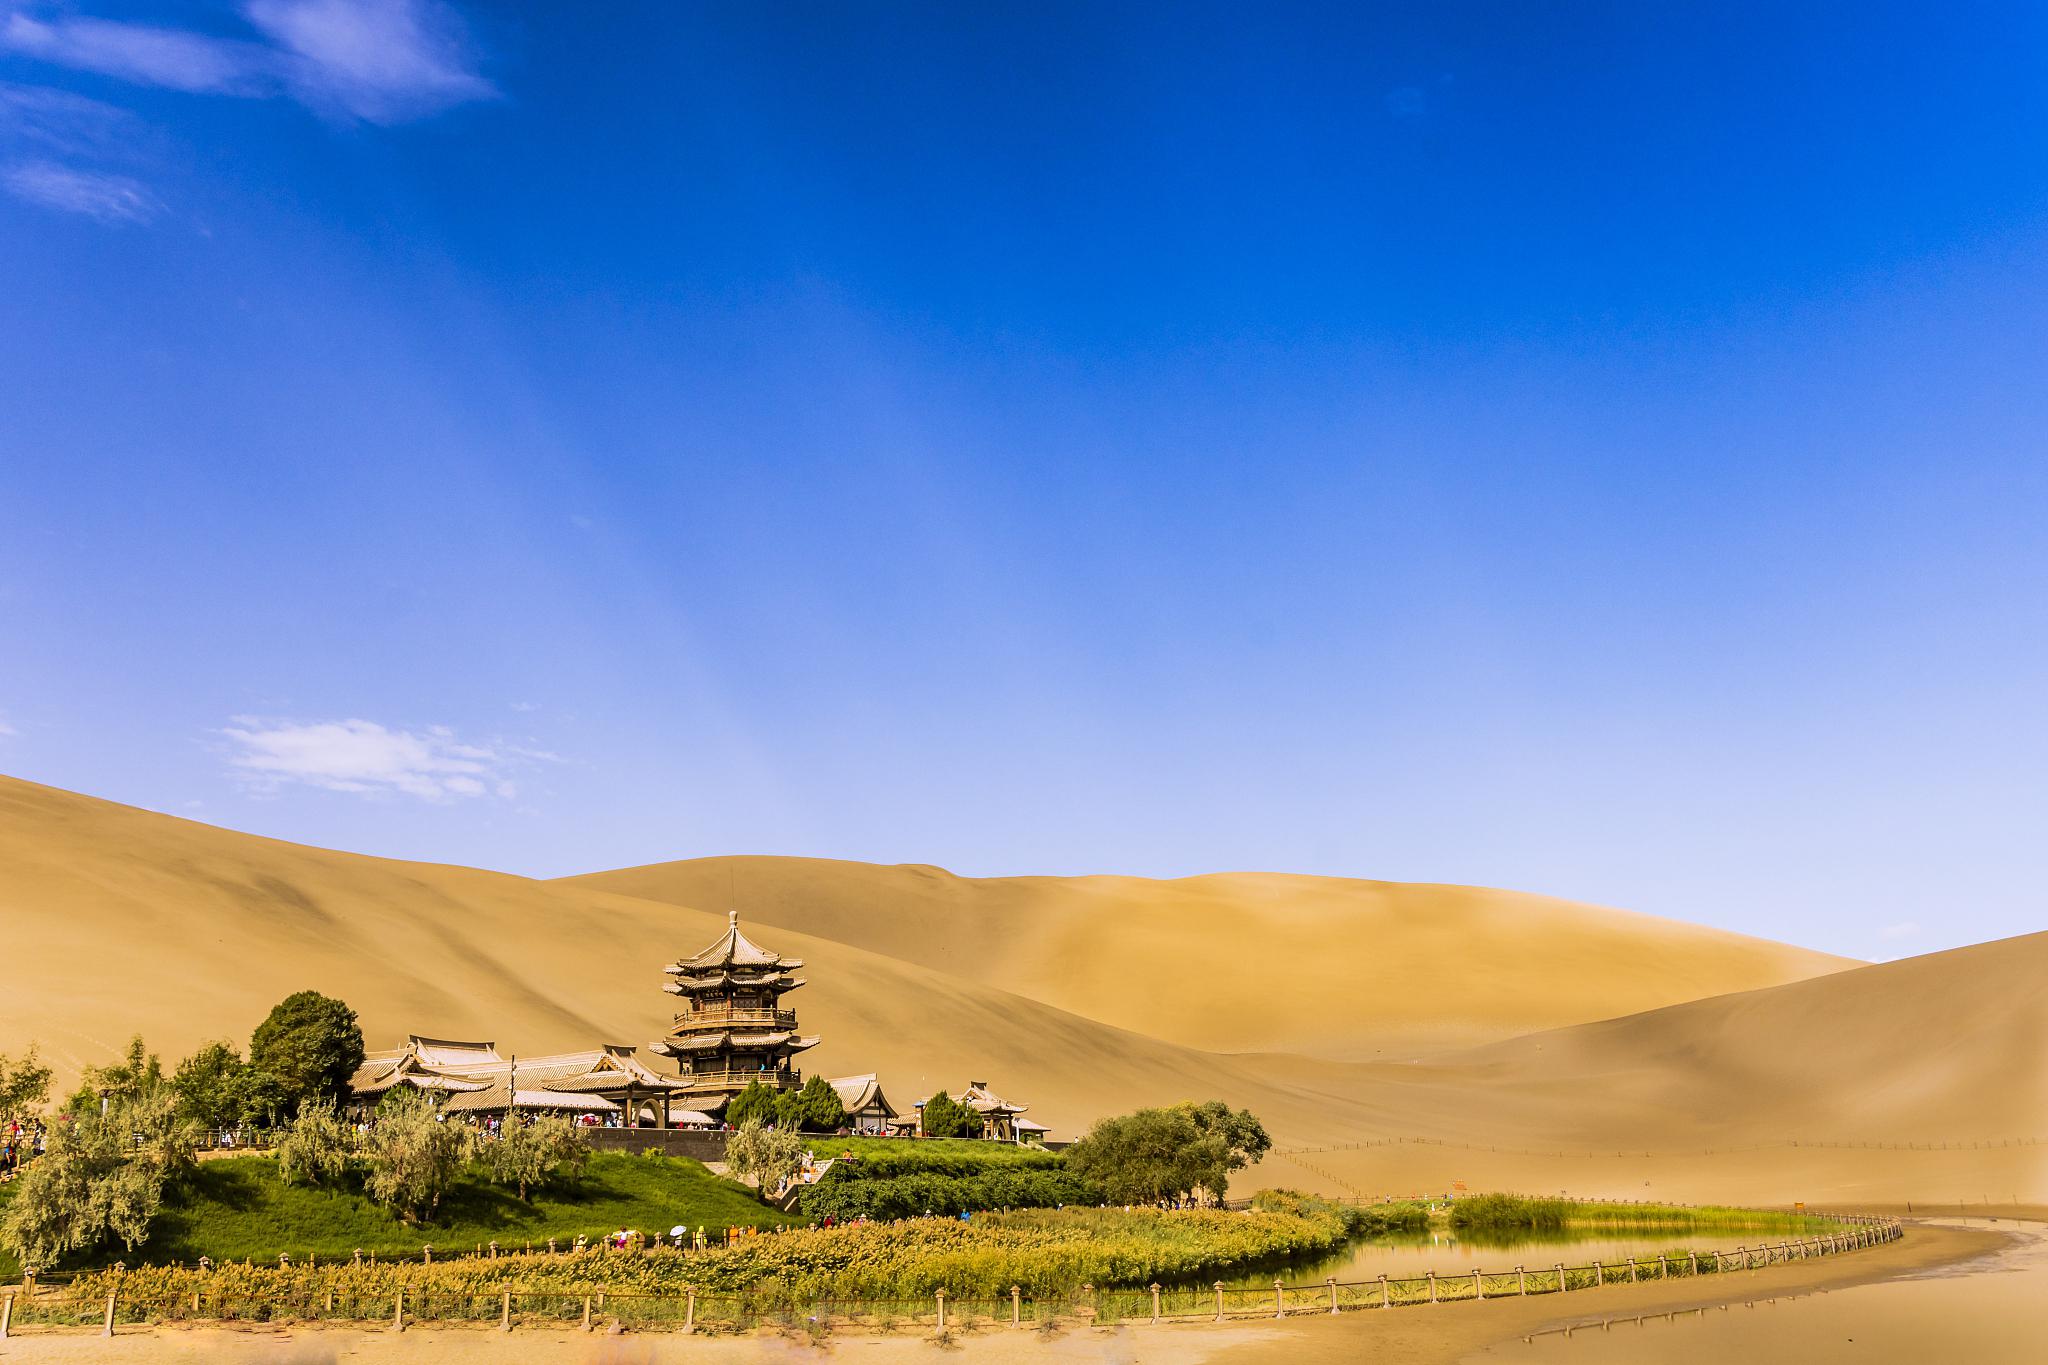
[1214,1281,1225,1322]
[684,1286,696,1334]
[500,1290,511,1332]
[2,1292,13,1340]
[935,1288,947,1333]
[1426,1270,1437,1304]
[103,1289,117,1337]
[1012,1285,1022,1327]
[1556,1262,1567,1292]
[393,1288,405,1333]
[1274,1280,1285,1317]
[1378,1273,1389,1307]
[1150,1283,1162,1323]
[581,1295,592,1332]
[1328,1276,1339,1313]
[1473,1269,1484,1299]
[1517,1265,1526,1295]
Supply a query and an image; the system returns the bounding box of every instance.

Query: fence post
[393,1288,405,1333]
[1628,1258,1638,1283]
[1214,1281,1225,1322]
[1012,1285,1022,1328]
[1556,1262,1567,1292]
[1517,1265,1526,1295]
[685,1286,696,1334]
[1473,1269,1484,1300]
[936,1288,947,1333]
[500,1289,511,1332]
[1426,1271,1437,1304]
[1151,1283,1163,1323]
[2,1292,12,1340]
[1689,1251,1698,1276]
[581,1294,592,1332]
[1594,1262,1603,1287]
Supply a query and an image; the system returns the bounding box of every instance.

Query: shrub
[725,1118,803,1195]
[483,1114,590,1200]
[171,1040,253,1132]
[276,1098,357,1187]
[362,1089,469,1222]
[0,1044,52,1125]
[0,1082,200,1272]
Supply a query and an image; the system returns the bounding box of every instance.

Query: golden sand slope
[559,856,1856,1057]
[1,774,2038,1205]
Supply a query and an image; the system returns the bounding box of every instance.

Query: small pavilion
[826,1073,903,1135]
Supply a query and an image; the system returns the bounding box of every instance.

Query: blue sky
[3,3,2046,960]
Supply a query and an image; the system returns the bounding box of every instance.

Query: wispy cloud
[220,716,552,801]
[0,1,496,125]
[3,158,160,221]
[0,80,138,156]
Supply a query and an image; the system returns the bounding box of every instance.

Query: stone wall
[586,1127,730,1161]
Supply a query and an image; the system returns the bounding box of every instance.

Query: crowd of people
[2,1117,49,1178]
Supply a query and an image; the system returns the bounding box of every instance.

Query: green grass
[1448,1192,1846,1235]
[2,1153,799,1275]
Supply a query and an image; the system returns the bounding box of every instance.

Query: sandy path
[0,1221,2019,1365]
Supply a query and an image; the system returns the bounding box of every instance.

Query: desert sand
[560,855,1855,1057]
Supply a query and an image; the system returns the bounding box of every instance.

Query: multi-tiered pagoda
[649,910,820,1112]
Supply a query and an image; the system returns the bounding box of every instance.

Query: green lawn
[0,1153,799,1275]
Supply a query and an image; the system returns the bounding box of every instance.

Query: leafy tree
[773,1075,848,1133]
[0,1044,52,1124]
[484,1114,590,1200]
[1065,1101,1269,1204]
[724,1117,804,1195]
[918,1091,973,1139]
[171,1040,252,1132]
[362,1088,468,1222]
[248,991,365,1115]
[65,1035,162,1119]
[0,1080,200,1272]
[724,1079,778,1128]
[276,1098,357,1187]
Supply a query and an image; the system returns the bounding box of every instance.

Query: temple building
[908,1080,1046,1142]
[348,1037,713,1127]
[648,910,820,1111]
[826,1073,904,1135]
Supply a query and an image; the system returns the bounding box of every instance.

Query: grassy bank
[60,1201,1357,1304]
[1448,1192,1847,1235]
[1,1153,794,1277]
[797,1138,1086,1220]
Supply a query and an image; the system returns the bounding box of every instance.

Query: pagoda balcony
[677,1066,802,1091]
[674,1007,799,1030]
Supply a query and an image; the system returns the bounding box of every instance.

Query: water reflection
[1210,1227,1777,1290]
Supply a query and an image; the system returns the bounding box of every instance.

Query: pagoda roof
[827,1073,901,1119]
[443,1084,620,1114]
[667,910,803,974]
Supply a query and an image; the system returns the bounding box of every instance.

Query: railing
[673,1009,799,1030]
[0,1216,1904,1339]
[674,1068,801,1090]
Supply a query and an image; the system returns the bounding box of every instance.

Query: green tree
[724,1117,804,1195]
[171,1040,252,1132]
[248,991,366,1115]
[362,1088,468,1222]
[484,1114,590,1200]
[918,1091,972,1139]
[0,1044,52,1124]
[724,1079,778,1128]
[64,1035,162,1119]
[0,1079,200,1272]
[773,1075,848,1133]
[1065,1101,1268,1204]
[276,1098,357,1187]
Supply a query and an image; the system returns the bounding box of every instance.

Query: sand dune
[1,775,2038,1204]
[559,856,1854,1057]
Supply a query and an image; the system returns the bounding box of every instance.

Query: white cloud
[220,716,550,801]
[0,1,495,125]
[0,81,137,156]
[1,12,263,94]
[3,159,159,221]
[1877,920,1921,941]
